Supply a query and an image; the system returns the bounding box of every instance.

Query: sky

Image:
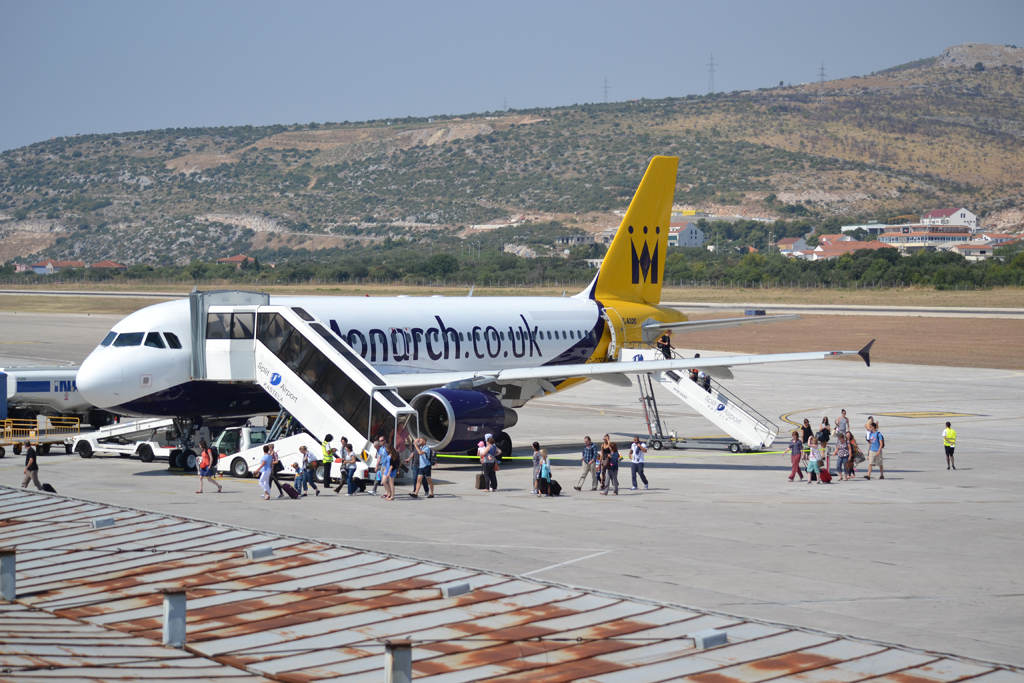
[1,0,1021,151]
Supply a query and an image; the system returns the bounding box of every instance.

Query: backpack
[425,445,437,466]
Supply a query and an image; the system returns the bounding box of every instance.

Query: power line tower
[707,53,717,94]
[602,76,610,103]
[817,61,826,105]
[503,97,509,112]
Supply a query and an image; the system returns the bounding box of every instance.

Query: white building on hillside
[922,208,976,231]
[669,222,705,247]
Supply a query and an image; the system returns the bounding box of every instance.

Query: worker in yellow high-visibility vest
[943,422,957,470]
[321,434,337,488]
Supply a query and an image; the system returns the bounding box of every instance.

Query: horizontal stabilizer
[642,314,801,334]
[858,339,875,367]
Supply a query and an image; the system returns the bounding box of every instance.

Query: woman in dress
[801,419,813,445]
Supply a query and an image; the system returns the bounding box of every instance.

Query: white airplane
[77,156,871,455]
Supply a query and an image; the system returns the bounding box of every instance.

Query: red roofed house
[216,254,256,269]
[922,208,976,230]
[806,240,896,261]
[817,234,857,246]
[91,260,127,272]
[31,259,86,275]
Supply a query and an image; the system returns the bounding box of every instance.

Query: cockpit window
[100,331,117,347]
[145,332,165,349]
[113,332,144,347]
[164,333,182,349]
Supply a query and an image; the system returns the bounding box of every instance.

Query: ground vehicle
[211,426,268,463]
[68,418,210,468]
[3,366,114,428]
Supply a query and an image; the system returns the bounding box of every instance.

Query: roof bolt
[91,518,116,529]
[161,590,186,648]
[244,547,274,560]
[384,639,412,683]
[1,549,15,602]
[440,582,471,598]
[692,628,728,649]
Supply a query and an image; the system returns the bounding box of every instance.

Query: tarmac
[1,311,1022,667]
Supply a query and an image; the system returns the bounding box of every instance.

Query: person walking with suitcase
[481,435,499,492]
[629,436,649,490]
[343,443,360,495]
[943,422,957,470]
[21,444,43,491]
[531,442,543,495]
[574,436,599,492]
[538,450,553,496]
[196,440,222,493]
[600,442,620,495]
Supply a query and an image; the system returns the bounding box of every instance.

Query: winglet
[858,339,875,367]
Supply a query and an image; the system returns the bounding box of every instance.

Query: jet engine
[410,388,518,453]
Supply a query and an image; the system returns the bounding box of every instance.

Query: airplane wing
[642,314,801,334]
[383,340,875,391]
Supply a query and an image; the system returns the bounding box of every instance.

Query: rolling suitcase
[819,456,832,484]
[550,480,562,496]
[282,483,300,499]
[41,483,57,494]
[475,473,487,490]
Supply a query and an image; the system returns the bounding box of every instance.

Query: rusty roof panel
[1,486,1019,683]
[960,671,1024,683]
[0,602,269,681]
[771,648,940,683]
[871,659,997,683]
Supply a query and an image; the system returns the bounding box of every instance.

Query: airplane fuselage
[76,294,685,418]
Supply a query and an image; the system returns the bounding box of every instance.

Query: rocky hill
[1,43,1022,266]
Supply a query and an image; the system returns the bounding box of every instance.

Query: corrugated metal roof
[1,486,1022,683]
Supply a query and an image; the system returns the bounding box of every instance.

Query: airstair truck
[189,291,419,479]
[622,348,779,452]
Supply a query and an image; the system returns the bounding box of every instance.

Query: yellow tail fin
[593,156,678,305]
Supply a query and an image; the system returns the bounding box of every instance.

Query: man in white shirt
[629,436,649,491]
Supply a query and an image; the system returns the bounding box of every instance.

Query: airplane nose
[77,355,124,408]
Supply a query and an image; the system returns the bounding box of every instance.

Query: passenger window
[298,347,330,389]
[206,313,231,340]
[164,333,182,349]
[257,313,294,356]
[113,332,144,347]
[459,331,464,341]
[500,331,506,340]
[231,313,255,340]
[546,331,551,340]
[145,332,165,349]
[100,331,117,347]
[279,328,313,373]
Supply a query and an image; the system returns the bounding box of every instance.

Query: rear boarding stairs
[623,348,779,452]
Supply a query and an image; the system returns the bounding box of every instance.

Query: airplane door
[205,307,257,381]
[602,308,626,360]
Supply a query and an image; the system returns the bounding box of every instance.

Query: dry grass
[0,296,157,315]
[678,314,1024,370]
